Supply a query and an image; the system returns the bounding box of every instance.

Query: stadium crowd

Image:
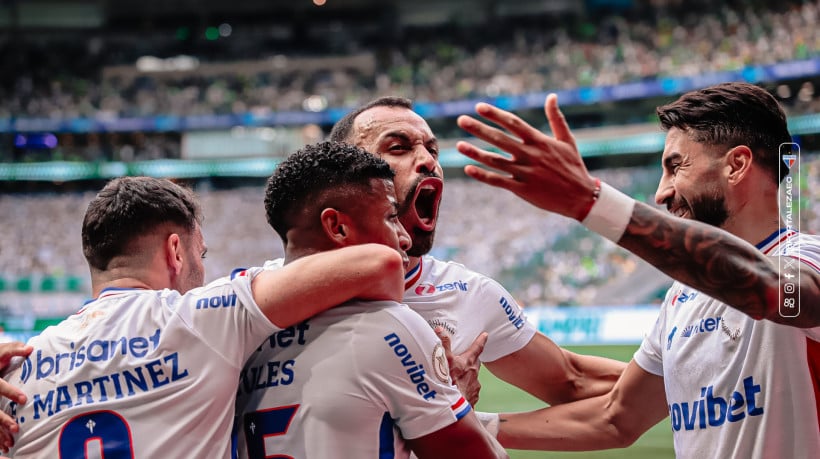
[2,157,818,318]
[0,0,817,119]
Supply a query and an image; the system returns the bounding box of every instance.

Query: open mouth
[410,176,443,232]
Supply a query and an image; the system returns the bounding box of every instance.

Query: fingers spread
[474,103,541,144]
[457,115,524,154]
[545,94,577,148]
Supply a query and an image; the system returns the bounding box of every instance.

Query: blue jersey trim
[454,403,472,421]
[755,227,789,250]
[378,412,395,459]
[230,267,250,280]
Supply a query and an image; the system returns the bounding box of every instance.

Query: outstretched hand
[436,327,488,406]
[0,341,32,453]
[456,94,599,221]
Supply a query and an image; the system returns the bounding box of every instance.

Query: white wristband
[581,182,635,243]
[475,411,500,438]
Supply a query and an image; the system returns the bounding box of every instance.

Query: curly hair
[657,82,793,184]
[265,141,395,243]
[82,176,202,270]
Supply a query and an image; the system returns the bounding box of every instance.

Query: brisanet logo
[668,376,764,431]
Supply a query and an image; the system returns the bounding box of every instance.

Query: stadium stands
[1,0,819,326]
[2,156,818,320]
[0,0,817,120]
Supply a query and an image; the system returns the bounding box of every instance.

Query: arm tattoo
[617,202,818,327]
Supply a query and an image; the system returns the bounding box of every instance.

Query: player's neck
[406,256,421,275]
[722,198,782,246]
[91,277,154,298]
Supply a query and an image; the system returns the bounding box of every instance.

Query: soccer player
[455,82,820,457]
[0,176,406,458]
[235,141,505,458]
[323,97,625,406]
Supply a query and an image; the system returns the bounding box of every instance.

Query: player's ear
[725,145,753,185]
[164,232,184,276]
[320,207,351,246]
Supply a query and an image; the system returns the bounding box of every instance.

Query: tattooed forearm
[617,202,818,327]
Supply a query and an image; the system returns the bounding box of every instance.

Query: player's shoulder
[372,301,437,336]
[424,255,492,282]
[262,258,284,270]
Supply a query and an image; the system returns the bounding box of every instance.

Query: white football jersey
[1,268,279,458]
[234,300,471,459]
[265,256,537,362]
[634,229,820,459]
[401,256,536,361]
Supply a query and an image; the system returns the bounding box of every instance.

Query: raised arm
[455,95,820,328]
[619,202,819,327]
[252,243,405,328]
[497,359,667,451]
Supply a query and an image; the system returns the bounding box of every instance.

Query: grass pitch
[476,344,674,459]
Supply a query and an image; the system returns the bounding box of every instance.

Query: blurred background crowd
[1,0,818,321]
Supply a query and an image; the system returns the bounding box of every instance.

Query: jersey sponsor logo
[240,324,309,396]
[195,293,238,310]
[671,290,698,306]
[499,296,526,330]
[384,333,438,400]
[230,268,249,279]
[415,283,436,295]
[668,376,764,432]
[680,316,721,338]
[666,326,678,350]
[254,322,310,352]
[666,316,723,349]
[414,280,468,295]
[21,329,162,383]
[11,352,190,421]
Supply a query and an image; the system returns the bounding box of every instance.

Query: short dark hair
[82,177,202,270]
[265,141,395,243]
[656,82,793,183]
[329,96,414,143]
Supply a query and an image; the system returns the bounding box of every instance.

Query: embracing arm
[252,243,405,328]
[407,411,508,459]
[456,95,820,328]
[0,341,33,453]
[485,332,625,405]
[497,360,667,451]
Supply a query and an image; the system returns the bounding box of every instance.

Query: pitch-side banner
[524,305,660,346]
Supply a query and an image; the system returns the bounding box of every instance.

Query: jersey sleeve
[632,288,672,377]
[174,267,281,367]
[358,305,471,440]
[473,277,537,362]
[779,234,820,341]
